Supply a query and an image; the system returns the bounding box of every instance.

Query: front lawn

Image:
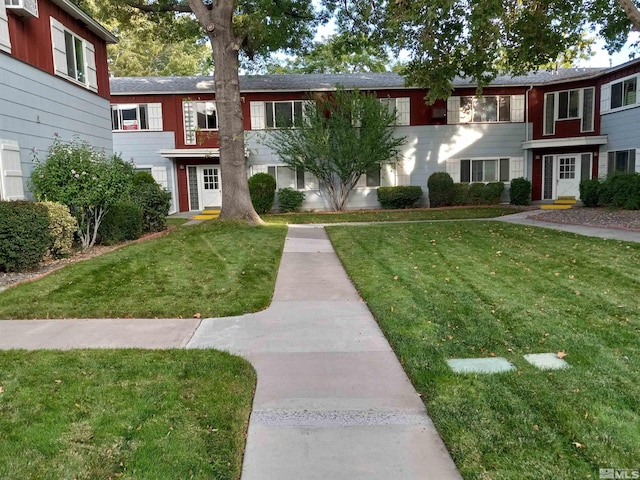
[0,349,255,480]
[0,221,286,319]
[328,221,640,479]
[264,206,522,225]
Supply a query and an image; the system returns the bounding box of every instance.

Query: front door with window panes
[556,156,578,198]
[542,154,591,200]
[191,166,221,209]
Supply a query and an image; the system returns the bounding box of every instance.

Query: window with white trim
[264,101,304,128]
[266,165,318,190]
[460,158,510,183]
[611,77,637,109]
[557,89,580,119]
[607,150,636,174]
[195,101,218,130]
[379,97,410,125]
[543,87,595,135]
[447,95,524,124]
[50,17,97,91]
[111,103,163,131]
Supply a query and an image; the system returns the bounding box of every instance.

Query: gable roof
[52,0,117,43]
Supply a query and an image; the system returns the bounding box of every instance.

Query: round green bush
[509,177,532,206]
[427,172,454,207]
[0,201,51,272]
[484,182,505,204]
[579,179,601,208]
[132,182,172,233]
[98,201,143,245]
[248,173,277,214]
[377,186,423,209]
[132,171,157,187]
[451,183,470,206]
[277,188,305,213]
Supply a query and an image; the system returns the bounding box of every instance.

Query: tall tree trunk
[188,0,263,224]
[618,0,640,31]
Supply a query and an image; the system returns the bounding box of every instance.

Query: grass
[263,206,522,224]
[0,220,286,319]
[327,221,640,479]
[165,217,190,227]
[0,349,255,480]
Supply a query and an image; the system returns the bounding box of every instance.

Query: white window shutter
[85,42,97,91]
[445,158,460,182]
[250,102,266,130]
[601,84,611,114]
[0,140,25,201]
[381,163,396,186]
[50,17,68,77]
[151,166,168,189]
[304,170,318,190]
[147,103,163,131]
[635,149,640,173]
[446,97,460,124]
[0,3,11,54]
[511,95,525,122]
[396,98,410,125]
[183,101,197,145]
[510,157,524,179]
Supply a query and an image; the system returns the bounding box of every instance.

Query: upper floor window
[196,101,218,130]
[111,103,163,132]
[266,101,304,128]
[611,77,637,109]
[447,95,525,124]
[379,97,411,125]
[50,18,97,92]
[543,87,595,135]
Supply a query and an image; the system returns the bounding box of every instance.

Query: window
[379,97,410,125]
[460,158,510,183]
[611,77,637,109]
[196,101,218,130]
[203,168,219,190]
[543,88,594,134]
[111,103,162,131]
[607,150,636,174]
[559,157,576,179]
[557,89,580,119]
[460,96,511,123]
[266,165,317,190]
[50,18,97,91]
[265,101,304,128]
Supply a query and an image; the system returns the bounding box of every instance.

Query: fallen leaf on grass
[533,424,539,431]
[557,351,567,359]
[572,441,586,449]
[0,386,4,394]
[193,313,201,319]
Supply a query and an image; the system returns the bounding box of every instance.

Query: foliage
[427,172,454,207]
[579,178,601,207]
[598,173,640,209]
[329,0,638,102]
[328,221,640,478]
[30,136,135,249]
[264,87,406,211]
[131,182,172,233]
[248,173,277,214]
[0,201,50,273]
[377,186,423,209]
[39,201,77,259]
[98,201,143,245]
[451,183,470,206]
[277,187,306,213]
[509,177,532,206]
[478,182,505,204]
[0,350,255,480]
[132,171,157,186]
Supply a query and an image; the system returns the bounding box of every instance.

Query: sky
[578,33,640,68]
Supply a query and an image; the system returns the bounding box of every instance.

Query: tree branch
[618,0,640,31]
[122,0,192,13]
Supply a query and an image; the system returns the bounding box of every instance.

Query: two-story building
[0,0,116,201]
[109,59,640,213]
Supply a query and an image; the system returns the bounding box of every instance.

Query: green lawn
[0,349,255,480]
[263,206,522,224]
[0,221,286,319]
[165,217,190,227]
[327,221,640,479]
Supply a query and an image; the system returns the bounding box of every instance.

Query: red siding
[7,0,111,98]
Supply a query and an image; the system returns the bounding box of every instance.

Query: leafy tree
[30,136,135,249]
[263,88,406,211]
[329,0,640,102]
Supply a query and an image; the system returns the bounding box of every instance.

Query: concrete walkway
[188,225,461,479]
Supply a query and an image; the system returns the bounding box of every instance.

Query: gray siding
[113,131,177,213]
[0,55,113,199]
[247,123,527,210]
[599,106,640,175]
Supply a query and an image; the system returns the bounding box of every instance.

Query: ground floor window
[607,150,636,174]
[266,165,318,190]
[460,158,509,183]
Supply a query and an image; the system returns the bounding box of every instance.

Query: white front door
[556,156,580,198]
[199,166,221,208]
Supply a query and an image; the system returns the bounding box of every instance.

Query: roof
[53,0,117,44]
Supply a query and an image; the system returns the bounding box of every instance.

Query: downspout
[525,85,534,185]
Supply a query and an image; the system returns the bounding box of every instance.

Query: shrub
[427,172,454,207]
[579,179,601,208]
[39,201,77,259]
[248,173,277,214]
[468,183,487,205]
[98,201,143,245]
[604,173,640,209]
[132,171,157,186]
[0,201,50,272]
[484,182,505,204]
[509,177,532,206]
[451,183,470,206]
[377,186,423,209]
[277,188,305,213]
[132,182,172,233]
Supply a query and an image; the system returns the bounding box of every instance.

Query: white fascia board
[522,135,608,150]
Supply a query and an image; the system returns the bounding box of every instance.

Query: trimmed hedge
[0,201,51,272]
[132,182,171,233]
[377,186,423,209]
[98,201,143,245]
[509,177,532,206]
[248,173,276,214]
[40,201,77,259]
[277,188,305,213]
[427,172,454,207]
[451,183,470,206]
[579,179,601,208]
